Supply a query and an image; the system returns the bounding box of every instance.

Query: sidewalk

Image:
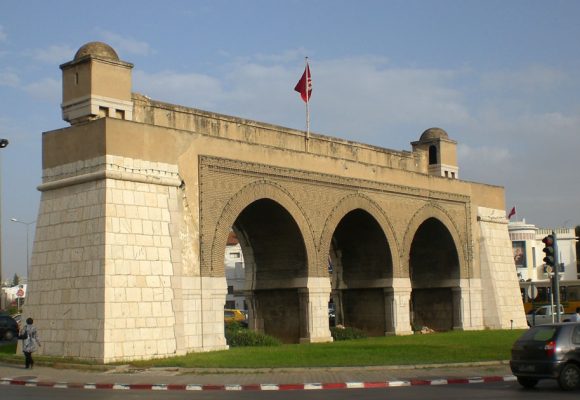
[0,359,516,391]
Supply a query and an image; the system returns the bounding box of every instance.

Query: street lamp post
[10,218,35,282]
[0,138,8,310]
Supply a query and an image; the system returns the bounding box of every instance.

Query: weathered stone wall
[28,174,106,359]
[478,207,527,329]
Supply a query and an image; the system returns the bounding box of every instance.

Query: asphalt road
[1,380,578,400]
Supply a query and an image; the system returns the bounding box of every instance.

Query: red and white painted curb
[0,375,517,391]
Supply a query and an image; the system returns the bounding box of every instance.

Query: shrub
[330,326,367,341]
[225,322,281,347]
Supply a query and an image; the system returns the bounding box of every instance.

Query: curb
[0,375,517,391]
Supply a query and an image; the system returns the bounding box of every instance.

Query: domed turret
[411,127,459,179]
[420,127,449,141]
[60,42,134,125]
[74,41,120,61]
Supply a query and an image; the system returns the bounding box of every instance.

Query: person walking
[20,317,41,369]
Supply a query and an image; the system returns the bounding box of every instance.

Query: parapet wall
[132,94,424,174]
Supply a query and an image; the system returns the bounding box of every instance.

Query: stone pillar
[331,289,343,326]
[200,276,229,351]
[456,279,484,330]
[388,278,413,335]
[244,291,264,333]
[452,287,463,330]
[299,277,333,344]
[383,288,396,335]
[298,288,310,342]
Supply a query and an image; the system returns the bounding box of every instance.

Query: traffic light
[542,234,555,267]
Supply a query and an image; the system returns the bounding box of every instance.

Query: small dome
[74,42,119,61]
[420,127,449,141]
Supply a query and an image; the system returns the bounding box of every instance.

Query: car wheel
[517,377,539,389]
[558,363,580,391]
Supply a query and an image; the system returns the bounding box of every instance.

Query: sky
[1,0,579,280]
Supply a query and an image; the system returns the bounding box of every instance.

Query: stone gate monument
[23,42,527,363]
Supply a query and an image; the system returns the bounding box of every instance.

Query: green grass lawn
[0,329,523,368]
[131,329,523,369]
[0,342,17,355]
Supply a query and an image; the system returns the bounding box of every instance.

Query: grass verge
[131,329,523,369]
[0,330,523,369]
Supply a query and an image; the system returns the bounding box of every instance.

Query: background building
[224,232,246,310]
[509,220,579,282]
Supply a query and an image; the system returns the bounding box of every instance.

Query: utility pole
[0,138,9,310]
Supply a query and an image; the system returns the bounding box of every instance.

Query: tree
[11,273,20,287]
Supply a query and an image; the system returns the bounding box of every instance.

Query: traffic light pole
[552,231,561,323]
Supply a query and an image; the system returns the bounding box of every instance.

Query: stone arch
[319,193,400,277]
[319,193,398,336]
[209,179,317,278]
[401,202,467,279]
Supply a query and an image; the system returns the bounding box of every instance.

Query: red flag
[294,63,312,102]
[507,206,516,219]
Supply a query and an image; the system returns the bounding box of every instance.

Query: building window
[230,252,241,259]
[428,145,438,165]
[513,241,526,268]
[227,285,234,294]
[532,247,536,268]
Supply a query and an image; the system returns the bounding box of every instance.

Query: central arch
[209,180,318,343]
[320,194,398,336]
[330,209,393,335]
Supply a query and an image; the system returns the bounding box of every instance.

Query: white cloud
[246,48,309,64]
[24,78,60,102]
[458,144,511,164]
[480,66,567,94]
[0,70,19,86]
[96,30,152,56]
[133,70,223,109]
[133,55,474,145]
[29,45,75,64]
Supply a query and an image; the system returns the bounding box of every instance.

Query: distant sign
[526,285,538,300]
[16,288,24,297]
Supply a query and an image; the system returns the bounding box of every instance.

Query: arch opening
[409,217,460,332]
[329,209,393,336]
[230,198,308,343]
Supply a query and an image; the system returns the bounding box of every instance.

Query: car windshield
[519,326,557,341]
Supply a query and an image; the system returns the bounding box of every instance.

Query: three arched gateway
[24,42,526,363]
[210,182,471,343]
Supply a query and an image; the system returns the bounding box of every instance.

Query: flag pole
[305,57,310,151]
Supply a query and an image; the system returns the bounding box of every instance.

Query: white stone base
[478,207,527,329]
